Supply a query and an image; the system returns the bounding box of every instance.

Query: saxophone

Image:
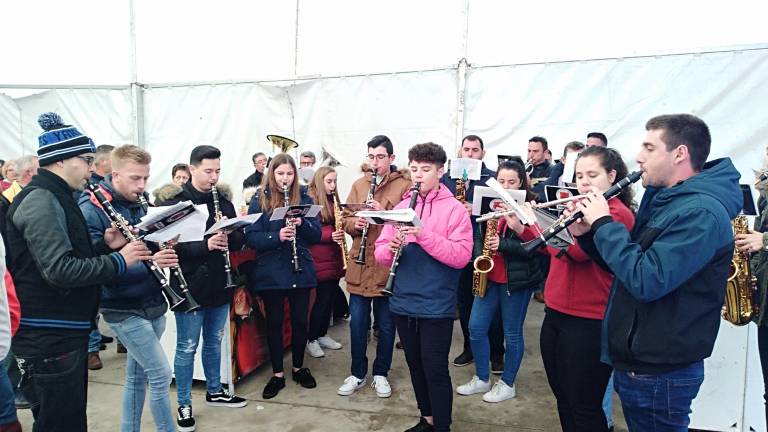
[723,215,759,325]
[455,169,468,203]
[332,190,349,270]
[472,218,498,298]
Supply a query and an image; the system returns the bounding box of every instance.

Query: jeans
[108,314,174,432]
[394,315,453,432]
[603,374,614,428]
[614,361,705,432]
[349,294,395,379]
[540,308,612,432]
[469,282,532,385]
[174,303,229,406]
[260,288,310,373]
[16,347,88,432]
[0,356,17,425]
[457,264,504,358]
[309,279,339,341]
[88,315,102,353]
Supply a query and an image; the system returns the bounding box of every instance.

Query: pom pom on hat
[37,112,65,131]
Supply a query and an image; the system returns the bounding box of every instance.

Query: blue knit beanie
[37,112,96,166]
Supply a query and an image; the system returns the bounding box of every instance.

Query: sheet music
[448,158,482,180]
[484,178,534,225]
[204,213,262,236]
[270,204,322,221]
[138,202,209,243]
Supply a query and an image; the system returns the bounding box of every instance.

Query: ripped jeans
[174,304,229,406]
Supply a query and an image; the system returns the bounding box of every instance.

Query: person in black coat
[246,152,321,399]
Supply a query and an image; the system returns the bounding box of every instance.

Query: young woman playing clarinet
[306,166,346,358]
[245,153,321,399]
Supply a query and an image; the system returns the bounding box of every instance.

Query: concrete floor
[18,300,628,431]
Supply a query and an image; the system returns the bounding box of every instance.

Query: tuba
[267,135,299,153]
[723,215,759,325]
[472,218,498,298]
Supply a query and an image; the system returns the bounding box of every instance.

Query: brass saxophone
[455,169,468,203]
[723,215,759,325]
[332,190,349,270]
[472,218,499,298]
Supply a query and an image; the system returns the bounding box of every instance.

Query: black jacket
[473,221,543,292]
[242,171,263,190]
[156,182,245,309]
[6,169,124,333]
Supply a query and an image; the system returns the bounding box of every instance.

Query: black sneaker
[404,417,435,432]
[292,368,317,389]
[491,357,504,375]
[263,376,286,399]
[395,341,404,350]
[452,351,474,367]
[205,387,247,408]
[100,335,114,344]
[177,405,195,432]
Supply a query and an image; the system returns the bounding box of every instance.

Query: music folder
[354,208,422,227]
[137,201,209,243]
[204,213,262,236]
[270,204,322,221]
[740,184,758,216]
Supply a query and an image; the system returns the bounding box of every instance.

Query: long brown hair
[259,153,301,212]
[577,146,636,212]
[308,166,336,224]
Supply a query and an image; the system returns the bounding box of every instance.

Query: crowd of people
[0,110,762,432]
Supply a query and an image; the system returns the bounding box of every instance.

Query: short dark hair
[95,144,115,154]
[300,151,316,162]
[189,145,221,166]
[529,136,548,151]
[645,114,710,171]
[563,141,585,159]
[462,134,484,150]
[587,132,608,146]
[172,163,189,177]
[251,152,266,162]
[367,135,394,155]
[408,142,447,167]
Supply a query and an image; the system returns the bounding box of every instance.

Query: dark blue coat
[245,187,321,291]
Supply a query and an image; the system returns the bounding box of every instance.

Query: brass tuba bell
[266,135,299,153]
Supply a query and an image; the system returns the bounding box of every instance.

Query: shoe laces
[373,376,388,387]
[490,381,508,395]
[344,375,360,385]
[217,387,233,397]
[180,406,192,418]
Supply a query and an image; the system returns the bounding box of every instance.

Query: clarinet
[138,196,200,312]
[355,168,377,264]
[86,182,193,312]
[211,184,237,289]
[381,182,421,297]
[282,182,302,273]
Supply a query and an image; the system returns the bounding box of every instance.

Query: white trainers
[482,380,516,403]
[372,375,392,398]
[456,375,491,396]
[317,335,342,350]
[338,375,366,396]
[306,340,325,358]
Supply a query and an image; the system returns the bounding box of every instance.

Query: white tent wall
[0,95,22,158]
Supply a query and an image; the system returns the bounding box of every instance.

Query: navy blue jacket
[441,162,495,235]
[78,176,166,311]
[245,186,321,291]
[578,158,742,373]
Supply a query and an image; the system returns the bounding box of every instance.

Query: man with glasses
[6,113,151,432]
[338,135,411,399]
[243,152,268,189]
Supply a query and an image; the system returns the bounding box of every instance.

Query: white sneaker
[306,340,325,358]
[456,375,491,396]
[372,375,392,398]
[482,380,516,403]
[317,335,342,350]
[338,375,366,396]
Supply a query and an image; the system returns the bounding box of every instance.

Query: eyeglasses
[76,155,95,166]
[367,154,389,161]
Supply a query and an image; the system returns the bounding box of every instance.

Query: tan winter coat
[343,167,411,297]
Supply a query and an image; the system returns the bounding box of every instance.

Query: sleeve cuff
[591,215,614,234]
[109,252,126,275]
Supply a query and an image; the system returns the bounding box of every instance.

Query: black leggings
[309,279,339,341]
[394,314,453,432]
[540,308,612,432]
[759,324,768,428]
[260,288,310,373]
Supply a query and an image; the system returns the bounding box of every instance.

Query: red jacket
[5,271,19,336]
[522,198,635,319]
[310,222,346,282]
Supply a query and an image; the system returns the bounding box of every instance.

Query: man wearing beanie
[5,112,152,432]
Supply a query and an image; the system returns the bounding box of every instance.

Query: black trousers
[394,314,453,432]
[16,347,88,432]
[332,284,350,319]
[260,288,310,373]
[540,308,612,432]
[309,279,340,341]
[759,324,768,429]
[457,264,504,358]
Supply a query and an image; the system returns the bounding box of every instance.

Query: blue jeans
[174,304,229,406]
[0,355,17,425]
[603,373,614,428]
[88,316,102,353]
[614,361,704,432]
[349,294,395,379]
[469,282,532,385]
[107,315,174,432]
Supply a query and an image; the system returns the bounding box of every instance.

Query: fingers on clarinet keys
[119,241,152,267]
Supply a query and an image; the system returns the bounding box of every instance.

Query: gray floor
[18,300,628,431]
